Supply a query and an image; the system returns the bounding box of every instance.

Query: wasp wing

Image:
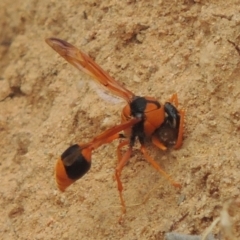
[46,38,134,102]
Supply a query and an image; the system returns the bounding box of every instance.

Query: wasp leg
[151,135,167,151]
[115,146,132,216]
[117,140,129,163]
[140,145,181,188]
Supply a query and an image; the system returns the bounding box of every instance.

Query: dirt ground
[1,0,240,239]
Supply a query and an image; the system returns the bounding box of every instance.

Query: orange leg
[140,145,181,188]
[151,135,167,151]
[115,146,132,214]
[117,140,129,163]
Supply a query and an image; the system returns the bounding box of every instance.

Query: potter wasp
[46,38,184,215]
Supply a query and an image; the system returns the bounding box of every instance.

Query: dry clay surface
[1,1,240,239]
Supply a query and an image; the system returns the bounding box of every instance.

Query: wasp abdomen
[55,144,91,191]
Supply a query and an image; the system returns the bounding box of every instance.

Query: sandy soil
[1,0,240,239]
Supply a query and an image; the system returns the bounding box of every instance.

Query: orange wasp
[46,38,184,215]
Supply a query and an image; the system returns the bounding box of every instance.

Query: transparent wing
[46,38,135,102]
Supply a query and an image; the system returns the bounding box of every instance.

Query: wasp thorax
[130,96,147,118]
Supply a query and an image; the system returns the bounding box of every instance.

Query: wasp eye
[164,102,180,129]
